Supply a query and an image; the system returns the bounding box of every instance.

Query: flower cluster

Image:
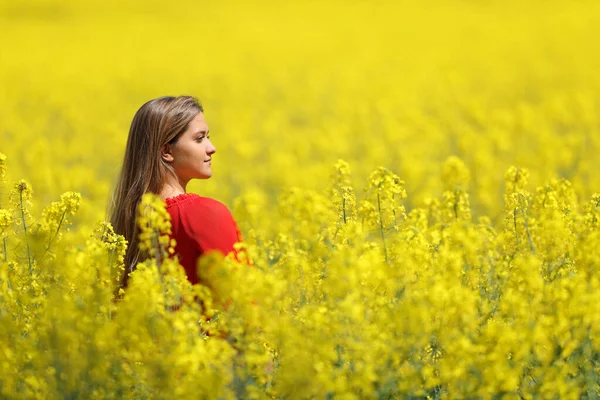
[137,193,176,262]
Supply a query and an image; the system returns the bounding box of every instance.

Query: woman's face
[166,112,216,182]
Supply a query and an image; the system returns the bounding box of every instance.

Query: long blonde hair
[109,95,203,288]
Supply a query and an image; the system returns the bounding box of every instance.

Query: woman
[109,95,244,288]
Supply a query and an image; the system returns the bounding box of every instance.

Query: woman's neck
[158,178,188,201]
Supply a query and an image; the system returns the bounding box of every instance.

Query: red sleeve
[181,198,241,257]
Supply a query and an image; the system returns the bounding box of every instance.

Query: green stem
[393,194,398,227]
[151,230,169,313]
[377,192,389,264]
[40,209,66,262]
[19,190,32,273]
[513,208,519,247]
[342,194,347,224]
[6,260,13,291]
[107,249,115,320]
[453,191,459,219]
[519,194,536,254]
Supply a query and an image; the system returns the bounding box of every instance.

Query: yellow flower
[136,192,173,261]
[442,156,470,191]
[0,209,12,232]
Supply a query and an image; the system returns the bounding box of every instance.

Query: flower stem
[377,192,389,264]
[40,209,66,262]
[342,194,347,224]
[519,194,536,254]
[513,208,519,247]
[19,190,32,273]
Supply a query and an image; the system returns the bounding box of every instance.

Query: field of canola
[2,0,600,398]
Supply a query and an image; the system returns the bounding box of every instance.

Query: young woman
[109,95,244,288]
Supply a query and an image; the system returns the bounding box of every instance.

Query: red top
[165,193,243,285]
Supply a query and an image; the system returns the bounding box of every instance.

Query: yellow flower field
[1,0,600,398]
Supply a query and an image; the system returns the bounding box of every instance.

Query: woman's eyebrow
[194,129,209,135]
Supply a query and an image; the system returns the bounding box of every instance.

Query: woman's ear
[161,144,174,163]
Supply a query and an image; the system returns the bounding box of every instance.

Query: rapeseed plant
[2,151,600,398]
[2,0,600,398]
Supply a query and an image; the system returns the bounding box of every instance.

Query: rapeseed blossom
[3,146,600,398]
[2,0,600,397]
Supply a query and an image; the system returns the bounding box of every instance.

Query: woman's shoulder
[166,193,236,236]
[165,193,232,214]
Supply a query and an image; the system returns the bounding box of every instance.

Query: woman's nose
[207,140,216,154]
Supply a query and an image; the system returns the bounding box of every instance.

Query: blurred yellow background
[2,0,599,224]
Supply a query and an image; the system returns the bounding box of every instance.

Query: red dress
[165,193,244,285]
